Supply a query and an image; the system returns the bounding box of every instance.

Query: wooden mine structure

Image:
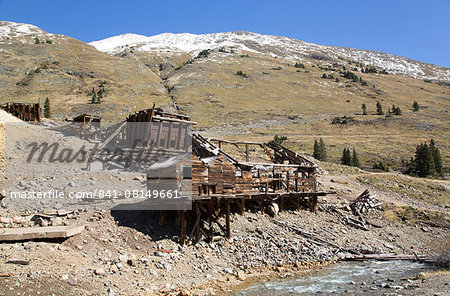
[1,102,41,122]
[90,106,330,245]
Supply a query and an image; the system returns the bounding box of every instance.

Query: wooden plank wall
[2,103,40,122]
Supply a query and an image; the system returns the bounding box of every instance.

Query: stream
[233,261,433,295]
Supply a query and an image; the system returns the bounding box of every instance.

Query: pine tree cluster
[313,138,327,161]
[407,139,443,177]
[341,148,360,167]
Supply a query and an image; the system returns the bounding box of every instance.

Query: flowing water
[233,261,432,295]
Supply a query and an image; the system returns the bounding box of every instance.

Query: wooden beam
[225,200,231,239]
[0,225,84,242]
[208,199,214,243]
[194,203,200,243]
[260,195,265,215]
[180,210,186,245]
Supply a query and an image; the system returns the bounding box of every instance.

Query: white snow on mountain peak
[88,31,450,81]
[0,21,51,39]
[0,20,448,81]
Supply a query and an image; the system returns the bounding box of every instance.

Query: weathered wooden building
[88,106,329,244]
[1,102,41,122]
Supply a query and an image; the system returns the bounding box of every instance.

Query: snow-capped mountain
[0,21,53,39]
[89,31,450,81]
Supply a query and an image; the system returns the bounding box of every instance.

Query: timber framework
[87,106,332,245]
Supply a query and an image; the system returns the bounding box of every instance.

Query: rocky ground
[1,169,448,295]
[0,111,448,295]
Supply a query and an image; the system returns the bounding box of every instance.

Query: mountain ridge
[88,30,450,81]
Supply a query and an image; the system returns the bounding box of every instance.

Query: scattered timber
[343,253,432,263]
[6,259,30,265]
[0,225,84,242]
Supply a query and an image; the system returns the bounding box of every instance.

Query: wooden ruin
[88,106,331,244]
[1,102,41,122]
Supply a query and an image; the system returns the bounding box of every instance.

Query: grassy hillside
[155,48,449,171]
[0,32,171,120]
[0,29,448,173]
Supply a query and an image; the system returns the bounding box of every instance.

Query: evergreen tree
[319,138,327,161]
[376,101,384,115]
[43,97,51,118]
[414,143,435,177]
[430,139,443,176]
[313,139,321,160]
[413,101,420,112]
[341,148,352,165]
[361,103,367,115]
[373,161,389,172]
[352,148,360,168]
[392,105,402,115]
[91,87,98,104]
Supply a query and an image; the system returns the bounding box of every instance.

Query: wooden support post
[260,196,265,215]
[218,141,222,150]
[208,199,214,243]
[225,200,231,239]
[194,203,200,243]
[297,196,302,212]
[155,121,162,147]
[159,209,165,225]
[280,195,284,212]
[166,122,173,149]
[240,198,245,216]
[312,194,318,213]
[176,123,182,150]
[180,210,186,245]
[245,143,249,162]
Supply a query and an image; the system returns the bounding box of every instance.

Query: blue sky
[1,0,449,67]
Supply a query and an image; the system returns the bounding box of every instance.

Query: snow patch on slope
[89,31,450,81]
[0,21,52,39]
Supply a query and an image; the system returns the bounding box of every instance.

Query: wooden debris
[6,259,30,265]
[343,253,431,262]
[0,225,84,242]
[350,190,383,216]
[273,219,347,252]
[0,273,13,277]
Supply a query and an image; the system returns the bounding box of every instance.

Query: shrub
[332,116,355,124]
[196,49,211,59]
[373,161,389,172]
[413,101,420,112]
[236,70,248,78]
[268,135,287,145]
[362,103,367,115]
[294,62,305,68]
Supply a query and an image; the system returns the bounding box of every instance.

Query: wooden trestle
[84,105,332,245]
